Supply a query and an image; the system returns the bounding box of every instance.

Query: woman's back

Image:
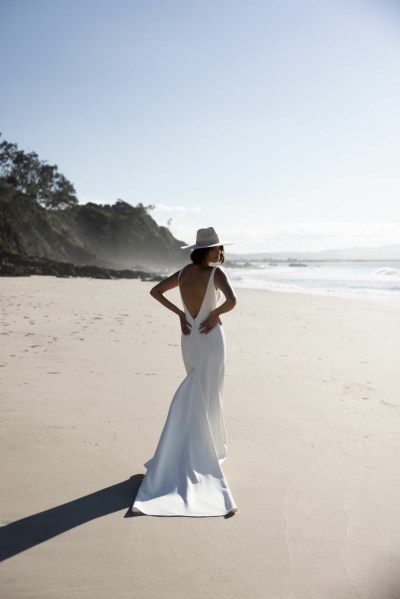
[179,264,216,320]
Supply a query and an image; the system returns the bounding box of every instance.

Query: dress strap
[211,266,217,286]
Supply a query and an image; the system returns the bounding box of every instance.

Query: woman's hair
[190,246,225,265]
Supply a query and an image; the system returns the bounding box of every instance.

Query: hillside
[0,134,186,273]
[0,194,186,271]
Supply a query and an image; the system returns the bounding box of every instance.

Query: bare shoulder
[214,266,227,286]
[150,269,181,294]
[214,267,236,300]
[178,263,195,280]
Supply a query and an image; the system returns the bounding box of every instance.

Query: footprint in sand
[380,399,397,408]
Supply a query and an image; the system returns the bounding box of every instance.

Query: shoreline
[2,270,398,305]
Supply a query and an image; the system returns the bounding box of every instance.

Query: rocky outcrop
[0,250,164,280]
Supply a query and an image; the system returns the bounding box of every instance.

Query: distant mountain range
[226,244,400,261]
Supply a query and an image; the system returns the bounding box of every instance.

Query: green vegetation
[0,135,185,273]
[0,133,77,209]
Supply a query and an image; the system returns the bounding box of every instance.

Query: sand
[1,276,399,599]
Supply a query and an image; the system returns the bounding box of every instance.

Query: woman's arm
[150,270,192,335]
[199,267,237,334]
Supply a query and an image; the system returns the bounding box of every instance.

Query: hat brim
[180,241,234,250]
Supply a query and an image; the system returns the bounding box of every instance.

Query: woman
[132,227,238,517]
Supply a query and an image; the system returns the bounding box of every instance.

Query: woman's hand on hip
[199,312,222,334]
[179,311,192,335]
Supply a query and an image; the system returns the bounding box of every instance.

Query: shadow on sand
[0,474,144,562]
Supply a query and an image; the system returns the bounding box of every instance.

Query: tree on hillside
[0,133,78,209]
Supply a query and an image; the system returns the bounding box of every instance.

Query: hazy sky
[1,0,400,252]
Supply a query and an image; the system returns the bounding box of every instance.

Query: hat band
[196,239,219,246]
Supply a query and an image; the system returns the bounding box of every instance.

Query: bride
[132,227,238,517]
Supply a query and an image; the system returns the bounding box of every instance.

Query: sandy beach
[1,276,399,599]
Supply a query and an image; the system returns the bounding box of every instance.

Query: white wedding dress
[132,266,237,517]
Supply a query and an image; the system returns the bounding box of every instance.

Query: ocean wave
[224,262,400,301]
[373,268,400,277]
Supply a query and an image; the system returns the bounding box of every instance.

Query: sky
[1,0,400,253]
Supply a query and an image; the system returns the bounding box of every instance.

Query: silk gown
[132,266,237,517]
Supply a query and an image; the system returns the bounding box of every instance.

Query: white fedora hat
[180,227,234,250]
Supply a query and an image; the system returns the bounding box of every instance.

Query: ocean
[224,260,400,302]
